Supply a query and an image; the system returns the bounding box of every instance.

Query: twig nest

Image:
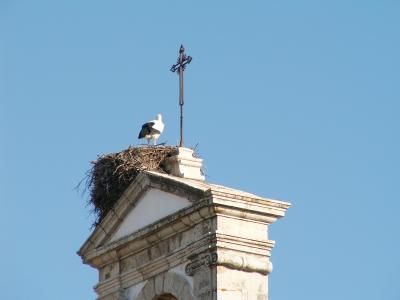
[86,145,178,226]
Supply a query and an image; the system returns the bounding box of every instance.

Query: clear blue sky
[1,1,399,299]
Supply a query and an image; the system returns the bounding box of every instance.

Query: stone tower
[78,147,290,300]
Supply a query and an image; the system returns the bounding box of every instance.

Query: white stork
[138,113,165,145]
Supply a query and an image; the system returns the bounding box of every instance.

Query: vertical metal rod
[179,66,184,147]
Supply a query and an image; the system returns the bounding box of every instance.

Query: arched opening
[154,294,177,300]
[136,271,193,300]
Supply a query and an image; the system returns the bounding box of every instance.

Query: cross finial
[171,45,192,147]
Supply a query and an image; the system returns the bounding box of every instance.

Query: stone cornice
[215,233,275,256]
[210,191,289,219]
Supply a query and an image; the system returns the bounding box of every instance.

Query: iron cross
[171,45,192,147]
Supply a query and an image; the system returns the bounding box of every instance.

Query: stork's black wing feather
[141,122,155,129]
[138,122,155,138]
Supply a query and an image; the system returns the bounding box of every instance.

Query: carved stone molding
[217,252,273,275]
[185,251,273,276]
[185,252,218,276]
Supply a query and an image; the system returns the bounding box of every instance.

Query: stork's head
[156,113,162,121]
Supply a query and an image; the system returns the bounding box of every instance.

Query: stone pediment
[78,171,208,260]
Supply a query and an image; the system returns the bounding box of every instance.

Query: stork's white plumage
[138,114,165,145]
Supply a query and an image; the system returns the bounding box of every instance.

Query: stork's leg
[154,138,157,145]
[146,138,150,145]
